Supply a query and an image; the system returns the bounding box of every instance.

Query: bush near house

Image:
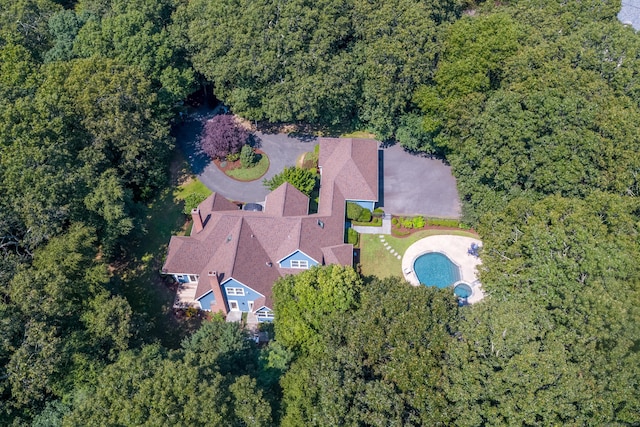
[347,202,373,223]
[182,193,208,215]
[346,228,359,245]
[346,202,364,221]
[358,209,372,223]
[263,166,318,196]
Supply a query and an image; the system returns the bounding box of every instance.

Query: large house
[161,138,378,322]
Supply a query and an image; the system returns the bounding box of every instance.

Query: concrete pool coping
[402,235,485,304]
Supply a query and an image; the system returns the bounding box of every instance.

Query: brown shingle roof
[318,138,379,211]
[162,138,379,310]
[264,182,309,216]
[322,244,355,266]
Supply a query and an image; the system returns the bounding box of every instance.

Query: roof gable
[264,182,309,217]
[163,138,379,312]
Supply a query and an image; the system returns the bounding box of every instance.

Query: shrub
[263,166,318,196]
[392,217,399,226]
[401,217,413,229]
[358,208,372,223]
[412,216,425,228]
[346,202,364,221]
[183,193,207,215]
[428,218,460,228]
[373,207,384,217]
[200,114,249,159]
[226,152,240,162]
[240,144,256,168]
[346,228,359,245]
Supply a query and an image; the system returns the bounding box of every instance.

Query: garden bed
[213,149,269,181]
[391,216,474,237]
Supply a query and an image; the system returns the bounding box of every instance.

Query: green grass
[341,130,377,139]
[226,154,270,181]
[174,178,212,201]
[359,229,479,279]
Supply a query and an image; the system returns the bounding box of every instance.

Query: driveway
[175,107,316,203]
[380,143,461,218]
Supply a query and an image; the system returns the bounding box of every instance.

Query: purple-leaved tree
[200,115,249,159]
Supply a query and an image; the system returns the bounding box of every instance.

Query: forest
[0,0,638,425]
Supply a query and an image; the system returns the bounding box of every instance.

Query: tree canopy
[1,0,640,424]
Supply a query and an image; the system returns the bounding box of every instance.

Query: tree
[279,277,459,426]
[72,0,195,106]
[273,265,363,355]
[64,321,273,426]
[263,167,317,196]
[395,113,439,155]
[444,193,640,425]
[200,115,249,160]
[240,144,256,168]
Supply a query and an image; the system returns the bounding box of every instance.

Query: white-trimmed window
[226,287,245,296]
[256,309,274,319]
[290,260,309,269]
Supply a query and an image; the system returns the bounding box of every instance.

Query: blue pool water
[454,283,472,298]
[413,252,461,288]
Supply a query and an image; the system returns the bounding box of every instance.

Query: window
[229,301,239,311]
[256,309,274,319]
[189,275,197,282]
[226,287,245,296]
[290,260,309,269]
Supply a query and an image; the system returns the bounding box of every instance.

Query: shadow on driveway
[174,107,316,203]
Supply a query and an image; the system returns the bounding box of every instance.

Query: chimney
[191,208,203,234]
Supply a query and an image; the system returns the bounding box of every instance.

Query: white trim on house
[255,306,274,319]
[277,249,318,266]
[220,277,265,298]
[229,300,240,311]
[290,259,309,269]
[226,287,245,296]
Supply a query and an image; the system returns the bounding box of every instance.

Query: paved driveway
[380,143,461,218]
[175,107,316,203]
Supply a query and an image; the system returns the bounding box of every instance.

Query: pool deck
[402,235,485,304]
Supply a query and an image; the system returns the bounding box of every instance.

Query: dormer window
[291,260,309,269]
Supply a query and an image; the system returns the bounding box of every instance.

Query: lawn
[359,229,478,279]
[341,130,377,139]
[226,153,270,181]
[174,176,212,201]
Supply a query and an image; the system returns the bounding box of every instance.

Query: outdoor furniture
[468,243,480,257]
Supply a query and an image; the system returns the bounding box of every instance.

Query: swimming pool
[453,282,473,298]
[413,252,461,288]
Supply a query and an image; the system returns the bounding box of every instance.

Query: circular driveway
[175,107,316,203]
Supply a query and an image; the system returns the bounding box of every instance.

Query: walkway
[174,106,316,203]
[375,234,403,260]
[402,235,485,304]
[352,217,392,235]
